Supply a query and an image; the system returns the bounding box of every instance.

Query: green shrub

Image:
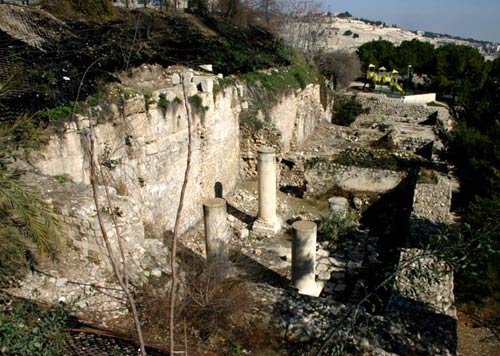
[188,94,205,115]
[240,113,264,132]
[318,212,356,244]
[157,93,170,116]
[0,297,69,356]
[0,115,52,153]
[144,93,155,112]
[86,91,105,107]
[36,104,84,125]
[332,95,369,126]
[242,63,317,96]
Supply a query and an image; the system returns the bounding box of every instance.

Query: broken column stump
[203,198,230,275]
[291,220,321,297]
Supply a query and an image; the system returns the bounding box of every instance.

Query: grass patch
[241,63,317,97]
[418,169,439,184]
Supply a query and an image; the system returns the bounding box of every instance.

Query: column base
[252,216,282,235]
[293,281,323,297]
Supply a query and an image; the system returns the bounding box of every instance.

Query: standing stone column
[203,198,230,269]
[252,146,282,234]
[291,220,320,296]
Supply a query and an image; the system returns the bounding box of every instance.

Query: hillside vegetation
[0,2,291,123]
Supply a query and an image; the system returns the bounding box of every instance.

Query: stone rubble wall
[355,93,451,129]
[386,172,456,355]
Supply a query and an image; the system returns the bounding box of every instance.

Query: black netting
[64,331,169,356]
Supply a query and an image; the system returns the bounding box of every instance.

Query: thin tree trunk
[169,78,193,355]
[88,121,146,356]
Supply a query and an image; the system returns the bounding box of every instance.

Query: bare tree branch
[88,114,146,356]
[169,77,194,355]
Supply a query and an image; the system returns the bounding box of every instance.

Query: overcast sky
[320,0,500,43]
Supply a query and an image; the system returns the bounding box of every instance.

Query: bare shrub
[314,51,361,89]
[136,249,260,351]
[178,252,253,339]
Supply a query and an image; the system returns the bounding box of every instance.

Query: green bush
[332,95,369,126]
[0,297,69,356]
[240,113,264,132]
[318,212,356,244]
[144,93,155,112]
[242,63,317,96]
[36,104,84,125]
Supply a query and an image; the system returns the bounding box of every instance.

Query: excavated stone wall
[25,67,326,279]
[31,73,241,237]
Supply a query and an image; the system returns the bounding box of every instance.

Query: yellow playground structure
[365,64,405,94]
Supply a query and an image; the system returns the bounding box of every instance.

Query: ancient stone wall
[31,73,241,237]
[269,83,327,152]
[386,172,456,355]
[26,68,326,279]
[240,83,329,177]
[355,93,450,129]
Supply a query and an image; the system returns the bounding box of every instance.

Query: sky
[321,0,500,43]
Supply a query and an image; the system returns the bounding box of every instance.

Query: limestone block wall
[31,74,241,236]
[403,93,437,104]
[30,71,327,239]
[268,83,327,151]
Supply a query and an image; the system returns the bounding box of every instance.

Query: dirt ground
[457,302,500,356]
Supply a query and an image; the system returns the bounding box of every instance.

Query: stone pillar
[203,198,229,267]
[291,220,320,296]
[252,146,282,234]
